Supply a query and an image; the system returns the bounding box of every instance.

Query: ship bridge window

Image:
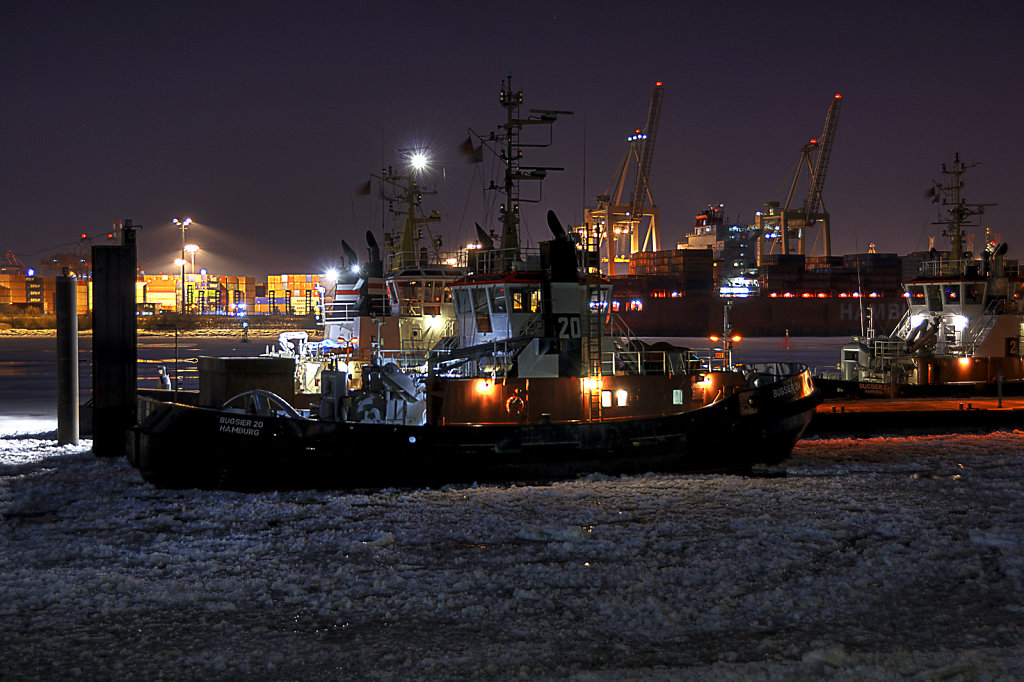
[925,284,943,312]
[489,286,508,313]
[454,289,471,314]
[473,287,492,333]
[942,284,961,306]
[907,284,926,304]
[964,283,984,304]
[511,287,540,312]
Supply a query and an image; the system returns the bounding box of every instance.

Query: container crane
[579,82,664,275]
[758,94,843,258]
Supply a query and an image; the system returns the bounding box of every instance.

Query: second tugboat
[129,77,821,491]
[819,154,1023,397]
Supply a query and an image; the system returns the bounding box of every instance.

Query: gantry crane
[579,82,664,275]
[757,93,843,258]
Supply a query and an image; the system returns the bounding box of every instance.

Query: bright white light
[410,151,429,170]
[173,258,187,267]
[183,243,200,255]
[952,314,969,331]
[350,263,361,274]
[324,268,339,281]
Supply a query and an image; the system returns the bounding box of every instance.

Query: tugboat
[818,154,1022,397]
[129,77,821,491]
[267,156,464,398]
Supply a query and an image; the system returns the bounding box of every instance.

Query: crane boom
[803,94,842,217]
[628,82,664,222]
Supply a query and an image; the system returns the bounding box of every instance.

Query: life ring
[505,394,526,416]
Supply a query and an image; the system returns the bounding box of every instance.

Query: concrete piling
[56,269,79,445]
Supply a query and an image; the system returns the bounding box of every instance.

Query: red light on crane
[834,93,842,99]
[655,81,663,87]
[80,233,87,239]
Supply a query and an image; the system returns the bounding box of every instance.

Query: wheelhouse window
[963,283,984,305]
[906,284,926,305]
[489,286,508,313]
[473,287,492,333]
[925,284,943,312]
[510,287,541,312]
[942,284,961,306]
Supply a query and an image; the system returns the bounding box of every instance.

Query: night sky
[3,1,1022,277]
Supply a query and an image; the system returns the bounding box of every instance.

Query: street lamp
[172,217,192,313]
[184,243,200,273]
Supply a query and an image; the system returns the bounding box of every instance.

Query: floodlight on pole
[408,150,429,171]
[184,243,200,274]
[172,217,192,312]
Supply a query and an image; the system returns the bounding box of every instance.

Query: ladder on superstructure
[583,230,603,421]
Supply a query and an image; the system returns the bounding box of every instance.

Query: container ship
[590,205,917,338]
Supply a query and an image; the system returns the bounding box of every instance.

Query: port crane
[758,93,843,258]
[579,82,664,275]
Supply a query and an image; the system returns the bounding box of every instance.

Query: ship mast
[482,75,572,269]
[374,155,442,272]
[930,153,994,273]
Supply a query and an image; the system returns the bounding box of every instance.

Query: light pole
[172,217,192,313]
[184,243,200,274]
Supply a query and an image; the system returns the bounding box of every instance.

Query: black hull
[129,373,821,491]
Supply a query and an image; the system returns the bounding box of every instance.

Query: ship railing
[322,300,360,323]
[371,348,430,371]
[607,313,639,342]
[892,310,914,339]
[322,298,387,323]
[603,347,703,377]
[461,246,542,274]
[917,258,973,277]
[871,338,904,359]
[961,299,1003,354]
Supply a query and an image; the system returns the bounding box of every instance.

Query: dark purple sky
[3,1,1022,277]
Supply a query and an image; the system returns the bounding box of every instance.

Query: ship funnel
[996,242,1008,257]
[474,223,494,250]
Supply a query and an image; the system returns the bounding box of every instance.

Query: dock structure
[808,395,1024,438]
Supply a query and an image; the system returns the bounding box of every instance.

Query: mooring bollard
[56,268,79,445]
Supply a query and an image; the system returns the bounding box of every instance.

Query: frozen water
[2,432,1022,680]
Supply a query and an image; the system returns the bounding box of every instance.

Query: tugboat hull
[130,371,820,491]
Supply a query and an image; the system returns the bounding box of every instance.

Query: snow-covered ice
[2,431,1023,680]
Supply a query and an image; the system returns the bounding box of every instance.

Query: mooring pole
[91,220,138,458]
[56,268,79,445]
